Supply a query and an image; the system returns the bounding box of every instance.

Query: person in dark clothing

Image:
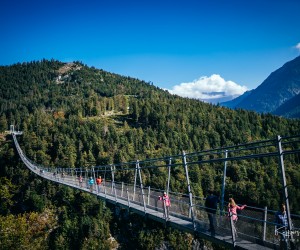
[275,204,289,249]
[275,204,288,233]
[205,190,220,236]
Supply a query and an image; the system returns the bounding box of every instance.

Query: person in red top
[78,175,83,187]
[228,198,247,237]
[96,176,102,193]
[159,192,171,220]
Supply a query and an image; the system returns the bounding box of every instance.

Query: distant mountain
[220,56,300,117]
[273,93,300,118]
[221,90,253,108]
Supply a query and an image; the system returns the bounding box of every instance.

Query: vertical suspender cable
[220,150,228,214]
[167,157,172,195]
[133,164,137,201]
[182,151,195,230]
[137,160,146,213]
[277,135,293,239]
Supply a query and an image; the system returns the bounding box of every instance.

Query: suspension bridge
[10,125,300,249]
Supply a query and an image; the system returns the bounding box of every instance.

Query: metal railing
[11,129,300,249]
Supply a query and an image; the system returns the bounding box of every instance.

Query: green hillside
[1,60,300,249]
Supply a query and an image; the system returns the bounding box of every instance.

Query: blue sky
[1,0,300,102]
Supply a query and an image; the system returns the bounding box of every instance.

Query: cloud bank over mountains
[167,74,248,103]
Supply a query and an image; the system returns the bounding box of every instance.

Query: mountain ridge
[273,93,300,118]
[221,56,300,117]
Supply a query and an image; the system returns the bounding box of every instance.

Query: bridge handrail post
[104,179,107,198]
[92,166,96,193]
[110,165,114,195]
[71,168,74,185]
[79,167,82,185]
[182,151,196,230]
[121,182,124,198]
[148,186,150,206]
[84,167,88,188]
[167,158,172,195]
[74,169,77,185]
[220,150,228,214]
[137,160,146,213]
[229,212,236,246]
[277,135,293,239]
[111,165,117,202]
[75,169,79,186]
[104,166,107,198]
[133,164,137,201]
[10,125,14,133]
[163,200,168,222]
[126,187,130,208]
[263,206,267,241]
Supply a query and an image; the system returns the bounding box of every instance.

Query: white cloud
[296,42,300,51]
[166,74,248,103]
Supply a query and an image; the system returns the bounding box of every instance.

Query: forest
[0,60,300,249]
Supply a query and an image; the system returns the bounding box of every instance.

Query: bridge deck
[12,132,296,250]
[28,168,275,250]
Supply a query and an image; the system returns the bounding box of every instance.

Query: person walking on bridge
[78,175,83,187]
[205,190,219,236]
[96,176,102,193]
[88,177,94,192]
[228,198,247,237]
[159,192,171,220]
[275,204,289,249]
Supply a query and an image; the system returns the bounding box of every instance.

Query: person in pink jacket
[228,198,247,237]
[159,192,171,219]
